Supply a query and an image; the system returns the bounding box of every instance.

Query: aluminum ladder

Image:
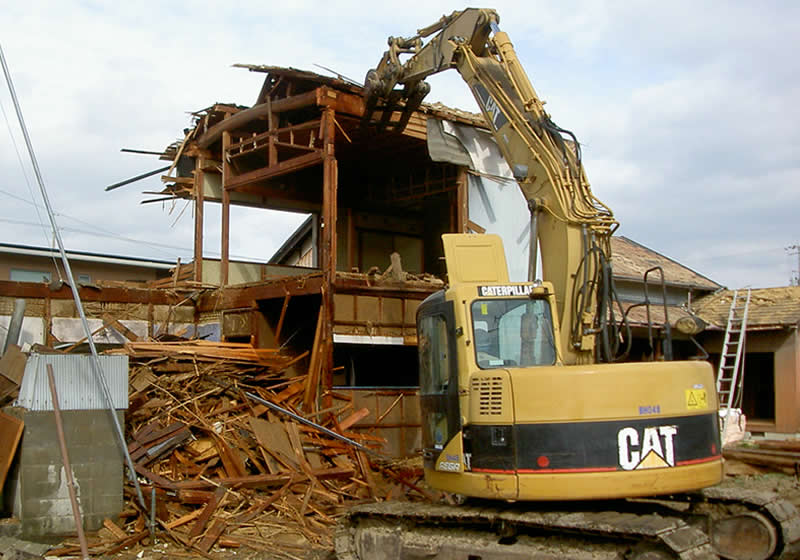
[715,288,751,432]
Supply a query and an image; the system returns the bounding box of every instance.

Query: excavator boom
[363,8,617,364]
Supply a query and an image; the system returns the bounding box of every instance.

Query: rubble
[46,339,428,558]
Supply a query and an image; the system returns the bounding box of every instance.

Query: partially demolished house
[151,65,727,454]
[153,66,539,454]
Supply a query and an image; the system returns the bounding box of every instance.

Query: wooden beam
[221,129,231,286]
[457,166,468,233]
[196,90,318,149]
[321,107,338,403]
[194,158,205,282]
[197,274,324,311]
[0,281,181,304]
[316,87,366,117]
[171,465,354,490]
[274,293,291,343]
[224,151,323,191]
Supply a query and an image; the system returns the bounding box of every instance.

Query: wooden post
[347,207,354,270]
[221,130,231,286]
[44,293,53,347]
[456,166,469,233]
[47,365,89,560]
[267,96,278,167]
[321,107,337,406]
[193,157,205,283]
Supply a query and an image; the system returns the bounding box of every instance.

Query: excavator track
[691,487,800,559]
[335,489,800,560]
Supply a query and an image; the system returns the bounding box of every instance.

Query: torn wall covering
[427,118,529,281]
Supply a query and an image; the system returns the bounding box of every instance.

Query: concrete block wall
[6,409,123,539]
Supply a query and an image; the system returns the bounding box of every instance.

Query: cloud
[1,1,798,291]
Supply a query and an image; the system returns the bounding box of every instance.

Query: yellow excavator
[337,9,800,559]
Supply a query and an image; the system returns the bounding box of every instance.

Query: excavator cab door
[417,297,461,470]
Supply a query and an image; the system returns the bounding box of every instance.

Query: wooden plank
[133,463,178,491]
[172,465,354,490]
[101,312,140,342]
[248,417,298,470]
[0,344,27,384]
[274,293,291,343]
[194,158,205,282]
[188,485,226,539]
[102,530,149,555]
[338,407,370,432]
[197,90,318,149]
[102,518,127,541]
[221,127,231,286]
[196,518,226,553]
[165,508,203,529]
[61,317,115,353]
[213,434,246,478]
[225,151,323,191]
[0,411,23,490]
[303,307,325,411]
[0,280,181,305]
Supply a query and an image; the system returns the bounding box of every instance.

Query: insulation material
[0,316,45,349]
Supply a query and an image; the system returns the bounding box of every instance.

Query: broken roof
[611,236,720,291]
[232,64,488,128]
[693,287,800,330]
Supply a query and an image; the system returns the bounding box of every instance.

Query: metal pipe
[243,391,386,458]
[104,165,170,191]
[1,44,147,513]
[3,298,25,353]
[527,199,539,281]
[150,486,156,544]
[47,365,89,560]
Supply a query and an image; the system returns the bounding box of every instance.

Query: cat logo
[617,425,677,471]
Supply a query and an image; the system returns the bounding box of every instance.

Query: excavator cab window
[472,298,556,368]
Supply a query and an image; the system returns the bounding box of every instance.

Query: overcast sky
[1,1,798,289]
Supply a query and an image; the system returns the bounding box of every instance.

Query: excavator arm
[363,9,621,364]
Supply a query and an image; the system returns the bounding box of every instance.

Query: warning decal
[685,389,708,410]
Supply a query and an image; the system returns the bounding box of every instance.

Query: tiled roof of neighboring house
[611,236,720,291]
[693,287,800,330]
[0,242,176,269]
[617,302,696,329]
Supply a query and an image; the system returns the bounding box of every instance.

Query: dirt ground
[90,461,800,560]
[4,461,798,560]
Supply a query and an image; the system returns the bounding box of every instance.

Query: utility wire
[0,42,148,514]
[0,95,64,280]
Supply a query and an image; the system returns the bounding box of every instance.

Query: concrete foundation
[4,408,124,540]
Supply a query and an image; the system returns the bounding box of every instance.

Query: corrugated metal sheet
[16,353,129,411]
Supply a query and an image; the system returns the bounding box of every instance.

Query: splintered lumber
[113,340,290,367]
[303,307,325,411]
[338,407,370,432]
[0,411,23,489]
[66,337,428,560]
[189,486,226,539]
[723,447,800,474]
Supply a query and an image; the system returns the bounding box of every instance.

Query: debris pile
[48,340,428,558]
